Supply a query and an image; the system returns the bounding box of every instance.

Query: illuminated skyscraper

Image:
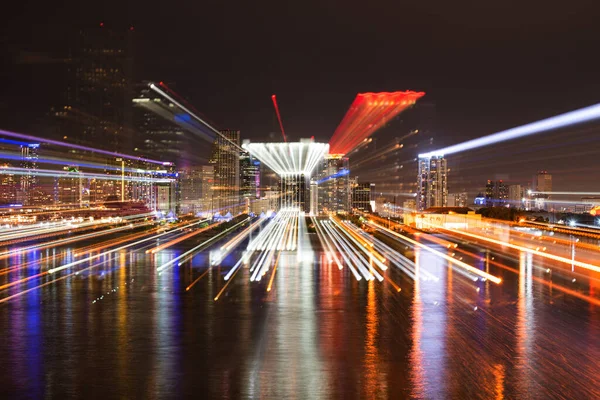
[351,180,374,213]
[0,164,17,205]
[484,179,508,206]
[18,143,40,205]
[417,155,447,210]
[318,154,350,214]
[209,130,241,214]
[240,151,260,200]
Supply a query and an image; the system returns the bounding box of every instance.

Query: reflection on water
[410,247,447,399]
[0,242,599,399]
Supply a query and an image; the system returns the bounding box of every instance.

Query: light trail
[271,95,287,142]
[211,217,266,266]
[420,102,600,158]
[321,220,374,280]
[48,219,208,275]
[311,216,344,270]
[0,166,173,183]
[0,128,165,164]
[242,142,329,176]
[185,267,213,292]
[266,252,282,292]
[329,91,425,155]
[157,217,250,272]
[0,254,121,304]
[434,224,600,273]
[214,265,242,301]
[146,219,213,253]
[530,191,600,196]
[367,221,503,284]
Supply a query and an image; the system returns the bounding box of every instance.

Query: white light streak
[242,141,329,176]
[419,103,600,158]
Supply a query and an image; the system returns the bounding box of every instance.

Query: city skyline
[1,3,599,399]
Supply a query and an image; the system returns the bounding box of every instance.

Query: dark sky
[2,0,600,147]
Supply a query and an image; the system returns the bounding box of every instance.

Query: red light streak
[271,95,287,142]
[329,91,425,155]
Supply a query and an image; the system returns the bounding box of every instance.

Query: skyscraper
[318,154,350,214]
[0,164,17,205]
[18,143,40,205]
[484,180,508,206]
[240,151,260,200]
[535,171,552,194]
[417,155,447,210]
[209,130,241,215]
[133,87,184,163]
[56,24,134,153]
[508,184,523,208]
[351,180,374,213]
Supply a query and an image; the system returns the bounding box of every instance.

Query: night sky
[2,0,600,192]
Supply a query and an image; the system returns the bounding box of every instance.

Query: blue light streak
[317,168,350,184]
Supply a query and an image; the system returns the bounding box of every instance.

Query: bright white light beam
[419,103,600,158]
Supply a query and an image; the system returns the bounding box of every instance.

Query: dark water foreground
[0,244,598,399]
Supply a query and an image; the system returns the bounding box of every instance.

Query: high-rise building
[132,85,195,165]
[484,180,508,206]
[57,25,134,153]
[417,155,447,210]
[240,151,260,200]
[535,171,552,194]
[209,130,241,215]
[351,180,374,213]
[508,184,523,208]
[318,154,350,214]
[0,164,17,205]
[17,143,41,205]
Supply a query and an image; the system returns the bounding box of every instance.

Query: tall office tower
[209,130,240,214]
[57,24,134,153]
[0,164,17,205]
[484,180,508,206]
[508,184,523,208]
[18,143,40,205]
[240,151,260,200]
[535,171,552,194]
[318,154,350,214]
[417,155,448,210]
[132,85,187,164]
[351,180,375,213]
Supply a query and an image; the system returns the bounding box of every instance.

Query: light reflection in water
[516,251,535,395]
[410,246,447,399]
